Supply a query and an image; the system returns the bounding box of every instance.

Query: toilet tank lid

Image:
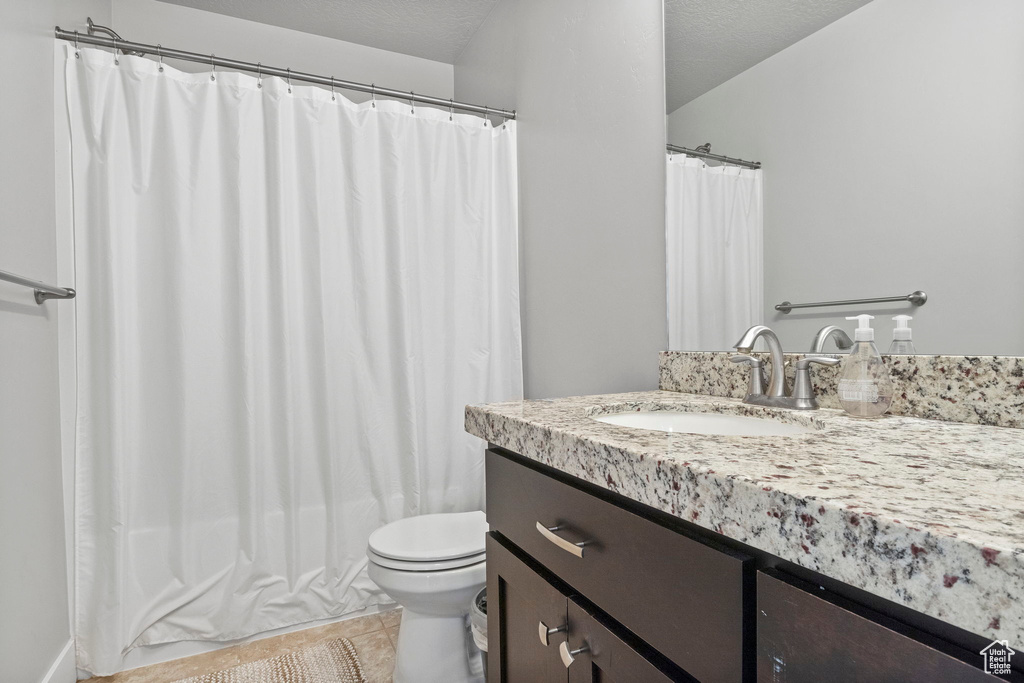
[368,511,487,562]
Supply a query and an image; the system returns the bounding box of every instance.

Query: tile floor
[84,608,403,683]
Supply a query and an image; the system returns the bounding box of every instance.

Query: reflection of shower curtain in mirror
[666,155,763,350]
[65,47,522,675]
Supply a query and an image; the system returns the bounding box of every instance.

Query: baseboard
[40,639,75,683]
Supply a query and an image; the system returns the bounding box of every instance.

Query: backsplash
[660,351,1024,429]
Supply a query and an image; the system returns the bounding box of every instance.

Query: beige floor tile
[384,625,401,650]
[349,630,396,683]
[83,612,388,683]
[379,607,402,630]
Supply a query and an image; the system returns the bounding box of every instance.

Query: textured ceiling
[156,0,500,64]
[665,0,873,113]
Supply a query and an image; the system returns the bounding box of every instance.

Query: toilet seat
[368,547,485,572]
[368,510,487,565]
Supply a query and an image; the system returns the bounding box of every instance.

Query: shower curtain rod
[667,143,761,169]
[54,26,517,120]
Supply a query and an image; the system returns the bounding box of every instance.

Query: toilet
[367,511,488,683]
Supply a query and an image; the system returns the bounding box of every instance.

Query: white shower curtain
[666,154,763,350]
[65,47,521,675]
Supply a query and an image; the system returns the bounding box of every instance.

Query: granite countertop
[466,390,1024,646]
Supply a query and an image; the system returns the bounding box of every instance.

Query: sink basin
[592,411,815,437]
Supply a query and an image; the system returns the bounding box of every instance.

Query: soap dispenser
[838,315,894,418]
[888,315,917,354]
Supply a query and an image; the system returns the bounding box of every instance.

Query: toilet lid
[368,511,487,562]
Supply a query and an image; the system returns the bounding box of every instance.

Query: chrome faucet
[731,325,839,409]
[809,325,854,354]
[732,325,788,397]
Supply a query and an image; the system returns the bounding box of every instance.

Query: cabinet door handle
[536,522,588,558]
[538,620,567,646]
[559,640,590,668]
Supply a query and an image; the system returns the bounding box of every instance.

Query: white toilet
[367,511,488,683]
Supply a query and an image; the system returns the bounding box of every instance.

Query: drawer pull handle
[538,620,567,646]
[536,522,588,558]
[559,640,590,668]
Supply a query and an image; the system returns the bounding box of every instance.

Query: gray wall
[0,1,102,680]
[111,0,454,102]
[667,0,1024,356]
[455,0,668,399]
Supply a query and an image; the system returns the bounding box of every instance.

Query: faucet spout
[810,325,854,354]
[733,325,788,397]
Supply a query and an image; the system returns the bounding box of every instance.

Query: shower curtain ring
[113,37,119,65]
[156,44,163,72]
[287,68,292,94]
[256,62,262,89]
[409,92,415,114]
[73,30,80,58]
[330,76,336,101]
[483,106,490,127]
[449,99,454,121]
[210,54,216,81]
[370,83,375,108]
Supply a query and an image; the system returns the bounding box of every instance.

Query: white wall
[110,0,453,104]
[455,0,668,398]
[667,0,1024,356]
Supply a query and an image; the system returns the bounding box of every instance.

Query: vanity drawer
[486,449,751,683]
[757,569,1008,682]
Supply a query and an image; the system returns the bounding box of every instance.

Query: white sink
[592,411,815,437]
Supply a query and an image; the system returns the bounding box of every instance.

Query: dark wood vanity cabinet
[564,599,682,682]
[487,534,679,682]
[485,448,1016,682]
[756,570,1004,683]
[487,449,748,682]
[486,535,570,682]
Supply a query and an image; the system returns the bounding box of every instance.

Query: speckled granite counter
[661,351,1024,429]
[466,391,1024,647]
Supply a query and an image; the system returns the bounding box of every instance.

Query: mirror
[664,0,1024,356]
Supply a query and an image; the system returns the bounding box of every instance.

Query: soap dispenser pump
[838,315,894,418]
[888,315,917,354]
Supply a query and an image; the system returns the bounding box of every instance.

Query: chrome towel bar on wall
[775,290,927,314]
[0,267,76,304]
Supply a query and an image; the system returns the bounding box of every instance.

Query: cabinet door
[487,534,569,683]
[564,599,685,683]
[757,569,1007,682]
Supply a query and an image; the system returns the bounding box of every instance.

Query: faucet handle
[791,355,841,407]
[795,356,841,370]
[730,354,766,396]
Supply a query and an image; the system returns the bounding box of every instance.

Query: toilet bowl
[367,511,488,683]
